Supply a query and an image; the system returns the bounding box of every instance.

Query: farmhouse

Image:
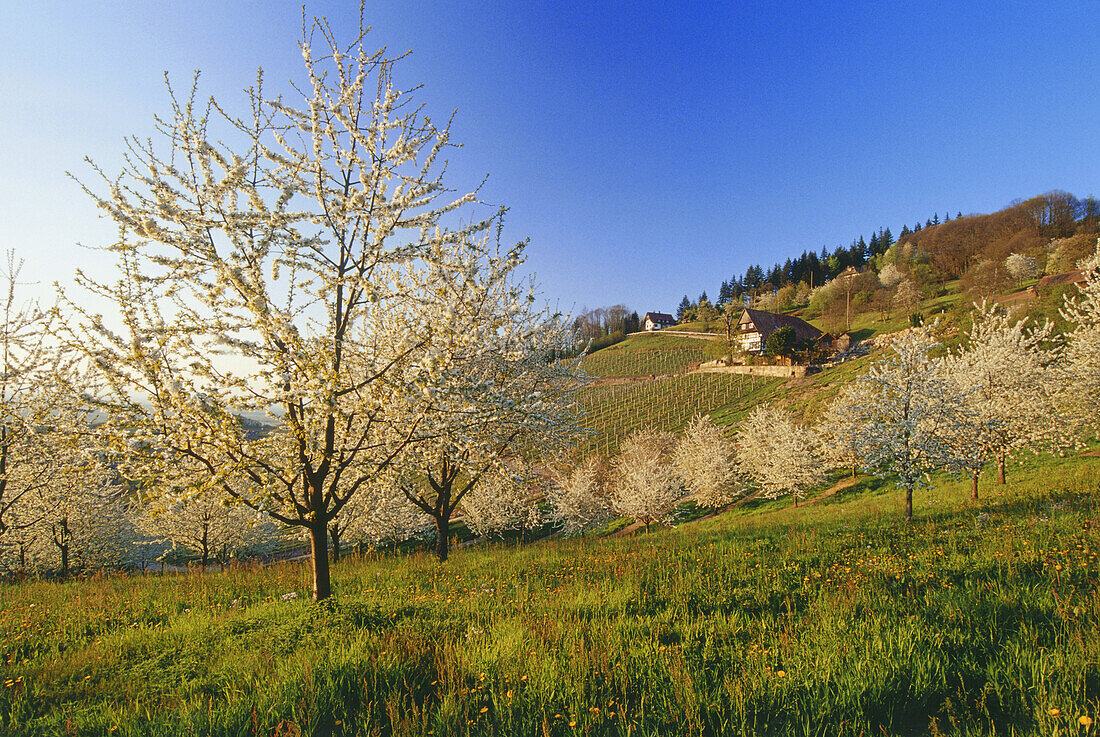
[644,312,676,331]
[737,308,825,353]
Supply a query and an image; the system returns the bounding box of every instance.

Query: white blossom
[1004,252,1040,283]
[946,301,1066,496]
[58,14,500,600]
[735,404,823,507]
[672,413,741,508]
[840,325,974,522]
[610,428,687,532]
[1058,239,1100,439]
[547,455,612,536]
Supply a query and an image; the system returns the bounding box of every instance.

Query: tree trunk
[309,522,332,601]
[996,450,1006,485]
[904,486,913,523]
[971,470,979,501]
[329,522,342,563]
[56,517,71,577]
[434,514,450,562]
[793,493,798,508]
[201,522,209,571]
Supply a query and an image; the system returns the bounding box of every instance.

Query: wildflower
[1048,708,1061,716]
[776,670,787,678]
[281,592,298,602]
[1081,715,1094,728]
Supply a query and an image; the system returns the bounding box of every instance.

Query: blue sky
[2,1,1097,317]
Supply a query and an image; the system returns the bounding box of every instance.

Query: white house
[644,312,675,331]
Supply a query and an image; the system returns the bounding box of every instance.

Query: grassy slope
[4,281,1096,735]
[579,280,1074,437]
[2,451,1097,736]
[580,332,723,379]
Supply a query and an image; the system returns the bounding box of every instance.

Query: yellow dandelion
[1049,708,1061,716]
[1080,715,1093,728]
[777,670,787,678]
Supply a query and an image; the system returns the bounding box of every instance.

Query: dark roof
[1037,270,1087,289]
[739,309,824,343]
[645,312,675,323]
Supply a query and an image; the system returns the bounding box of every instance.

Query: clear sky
[2,1,1098,317]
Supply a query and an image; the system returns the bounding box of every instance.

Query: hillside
[4,442,1097,735]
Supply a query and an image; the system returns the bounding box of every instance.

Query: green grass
[2,452,1098,736]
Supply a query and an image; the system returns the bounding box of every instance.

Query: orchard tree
[892,279,923,320]
[1058,239,1100,439]
[1004,253,1039,284]
[843,327,976,522]
[548,455,612,536]
[458,468,542,540]
[393,236,584,561]
[330,471,429,556]
[947,302,1065,496]
[61,15,497,600]
[0,255,81,544]
[735,404,823,508]
[816,383,873,479]
[610,428,686,532]
[136,464,280,570]
[672,414,740,508]
[30,461,141,575]
[878,263,904,289]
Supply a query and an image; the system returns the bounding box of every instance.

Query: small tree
[136,471,279,570]
[394,236,584,561]
[816,383,872,479]
[720,302,741,364]
[333,471,429,555]
[1004,253,1040,284]
[0,255,78,544]
[548,455,612,536]
[892,278,923,320]
[764,326,796,358]
[843,326,975,522]
[735,404,823,507]
[1058,239,1100,439]
[672,414,739,508]
[947,302,1065,496]
[610,429,686,532]
[459,469,542,539]
[878,263,904,289]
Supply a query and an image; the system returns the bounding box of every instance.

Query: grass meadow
[2,452,1098,736]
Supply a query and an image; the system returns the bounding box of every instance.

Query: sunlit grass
[2,451,1098,736]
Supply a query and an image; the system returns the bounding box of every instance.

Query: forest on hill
[572,190,1100,345]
